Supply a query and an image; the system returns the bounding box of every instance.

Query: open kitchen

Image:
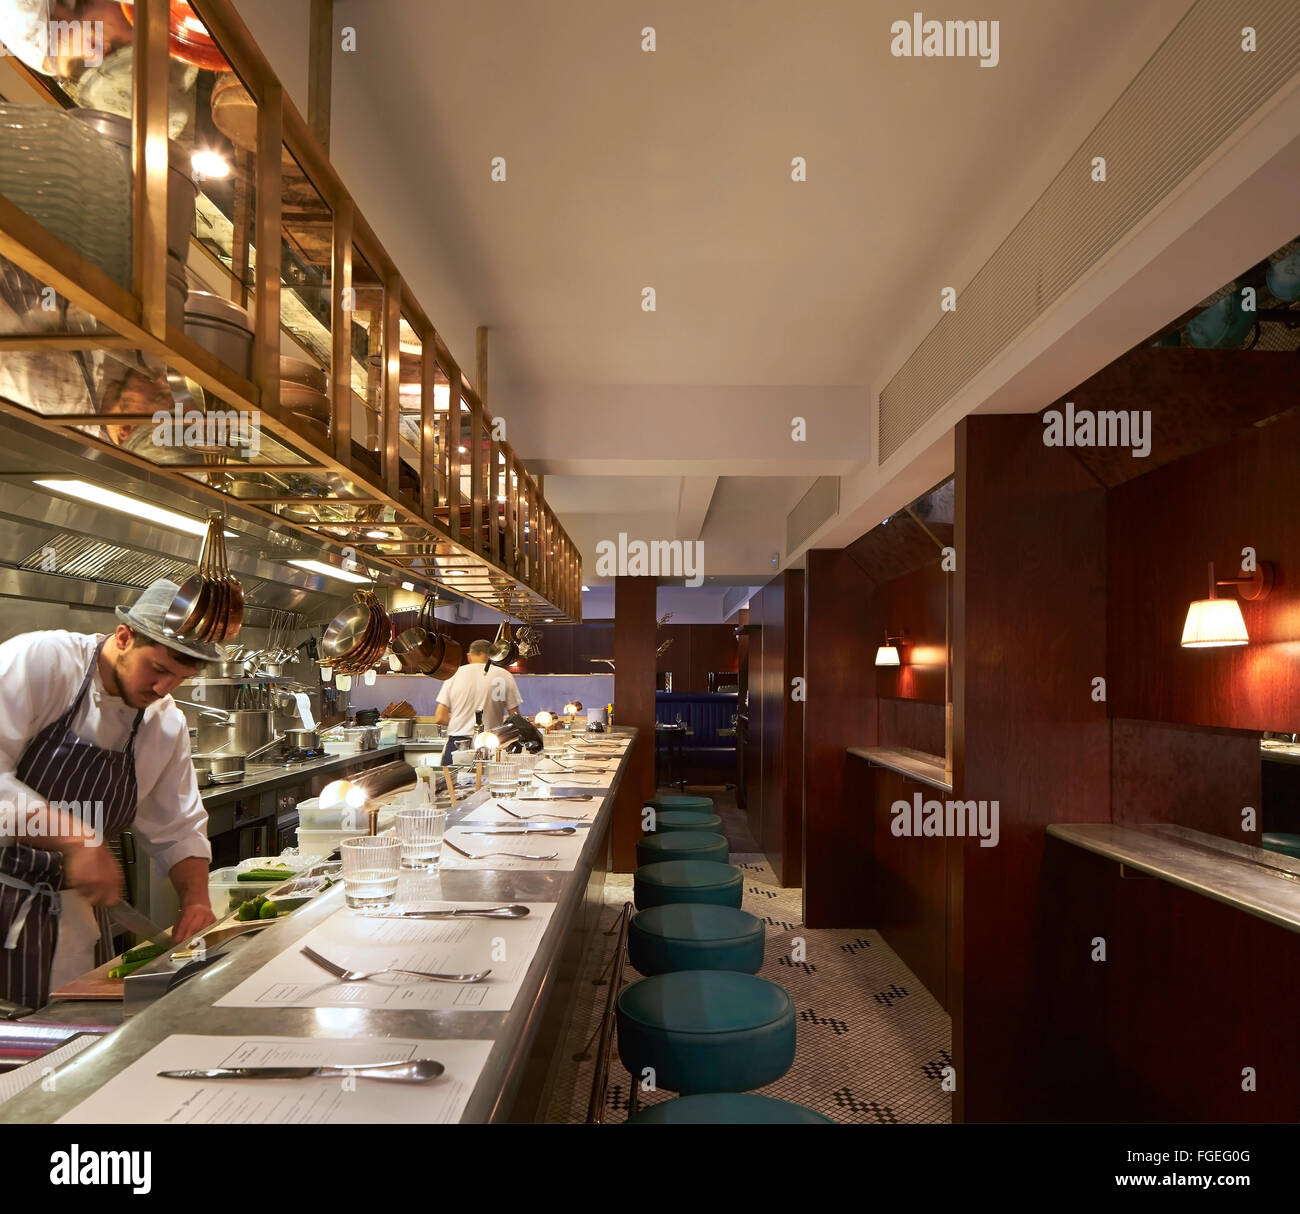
[0,0,1296,1184]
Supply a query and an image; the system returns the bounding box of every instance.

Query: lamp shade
[875,645,901,667]
[1180,598,1248,647]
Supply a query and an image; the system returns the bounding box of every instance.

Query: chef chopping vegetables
[0,580,219,1009]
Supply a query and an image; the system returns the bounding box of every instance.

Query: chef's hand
[173,902,217,942]
[63,843,122,907]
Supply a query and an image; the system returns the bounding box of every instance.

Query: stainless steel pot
[199,709,275,756]
[284,727,320,750]
[195,752,246,782]
[381,717,415,739]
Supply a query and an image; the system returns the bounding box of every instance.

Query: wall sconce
[1181,560,1274,648]
[363,668,377,686]
[875,632,905,667]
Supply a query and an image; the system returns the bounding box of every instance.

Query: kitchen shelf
[0,0,580,623]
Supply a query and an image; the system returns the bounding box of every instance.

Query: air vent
[878,0,1300,463]
[786,476,840,555]
[18,531,266,600]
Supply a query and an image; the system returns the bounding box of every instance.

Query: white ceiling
[237,0,1223,590]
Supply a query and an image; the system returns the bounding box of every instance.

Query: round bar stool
[628,903,765,975]
[636,831,728,867]
[1262,833,1300,859]
[644,809,723,834]
[646,795,714,813]
[616,970,796,1098]
[634,860,743,910]
[627,1093,833,1124]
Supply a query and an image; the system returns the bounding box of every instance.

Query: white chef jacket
[0,631,211,985]
[436,662,522,736]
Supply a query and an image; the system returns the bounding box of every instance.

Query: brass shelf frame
[0,0,581,623]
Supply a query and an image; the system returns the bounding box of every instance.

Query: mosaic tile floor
[541,789,953,1124]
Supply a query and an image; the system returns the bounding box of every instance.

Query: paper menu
[461,796,600,824]
[56,1035,492,1124]
[215,902,555,1011]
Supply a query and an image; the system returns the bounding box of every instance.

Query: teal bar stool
[627,1093,833,1124]
[1262,833,1300,859]
[647,795,714,813]
[636,831,728,867]
[616,970,796,1098]
[628,903,765,975]
[634,860,743,910]
[644,809,723,834]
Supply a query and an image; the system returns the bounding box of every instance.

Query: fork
[300,945,490,984]
[495,801,589,822]
[443,838,558,862]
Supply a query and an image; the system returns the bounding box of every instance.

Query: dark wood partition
[953,413,1111,1122]
[803,550,876,925]
[612,576,657,870]
[745,571,804,884]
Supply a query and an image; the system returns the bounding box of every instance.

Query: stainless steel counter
[200,743,409,805]
[849,745,952,792]
[0,731,636,1124]
[1047,821,1300,934]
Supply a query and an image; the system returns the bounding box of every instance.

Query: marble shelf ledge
[1047,822,1300,936]
[848,746,952,792]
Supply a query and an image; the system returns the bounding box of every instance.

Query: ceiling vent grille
[878,0,1300,463]
[786,476,840,555]
[18,531,267,600]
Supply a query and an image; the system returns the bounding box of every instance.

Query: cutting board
[50,956,128,1001]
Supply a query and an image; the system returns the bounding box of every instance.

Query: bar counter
[0,730,635,1124]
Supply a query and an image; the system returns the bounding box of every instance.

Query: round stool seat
[627,1093,833,1124]
[616,970,796,1094]
[636,831,728,867]
[634,861,743,910]
[628,903,765,975]
[645,810,723,834]
[647,795,715,813]
[1262,832,1300,859]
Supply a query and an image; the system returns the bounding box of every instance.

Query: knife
[109,902,173,947]
[157,1059,444,1083]
[357,904,530,920]
[465,827,576,836]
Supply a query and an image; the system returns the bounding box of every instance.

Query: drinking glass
[340,835,402,907]
[486,761,521,796]
[395,807,447,869]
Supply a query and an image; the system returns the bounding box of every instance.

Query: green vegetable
[123,941,167,965]
[252,894,268,908]
[262,895,311,916]
[237,867,297,882]
[107,957,151,980]
[258,902,279,919]
[236,901,259,921]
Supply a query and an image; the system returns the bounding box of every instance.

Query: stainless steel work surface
[0,731,636,1124]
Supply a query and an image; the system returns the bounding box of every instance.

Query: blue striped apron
[0,648,143,1009]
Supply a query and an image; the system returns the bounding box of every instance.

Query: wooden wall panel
[1042,838,1300,1121]
[803,549,877,926]
[863,760,949,1007]
[612,576,657,871]
[1111,718,1262,839]
[758,571,804,884]
[870,560,947,708]
[656,624,738,692]
[954,413,1111,1122]
[877,699,946,756]
[1108,406,1300,733]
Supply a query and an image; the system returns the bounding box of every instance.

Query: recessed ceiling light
[457,446,466,454]
[191,149,229,178]
[33,479,230,538]
[544,618,554,623]
[364,529,387,539]
[288,558,370,584]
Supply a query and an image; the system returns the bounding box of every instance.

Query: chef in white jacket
[0,580,219,1009]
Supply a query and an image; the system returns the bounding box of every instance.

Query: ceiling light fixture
[401,581,415,592]
[190,148,229,179]
[33,479,230,538]
[288,558,370,584]
[364,529,387,539]
[1181,559,1273,648]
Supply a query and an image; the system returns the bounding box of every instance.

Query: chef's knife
[108,902,173,947]
[158,1059,444,1082]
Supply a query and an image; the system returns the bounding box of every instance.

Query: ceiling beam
[676,475,718,541]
